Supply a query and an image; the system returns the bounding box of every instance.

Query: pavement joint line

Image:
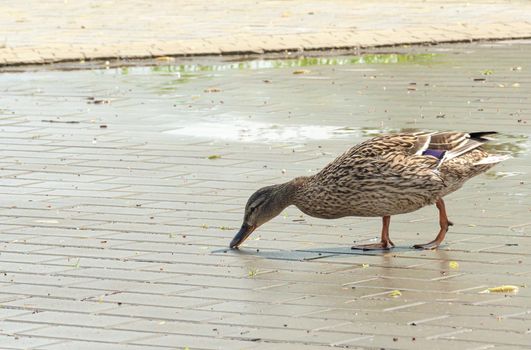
[426,328,473,340]
[383,301,426,312]
[464,345,496,350]
[498,310,531,319]
[330,335,374,347]
[430,272,467,281]
[408,315,450,325]
[471,297,511,306]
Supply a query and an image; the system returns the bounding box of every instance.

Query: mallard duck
[230,131,510,250]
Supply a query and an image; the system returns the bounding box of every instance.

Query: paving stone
[19,325,151,343]
[0,334,60,349]
[36,341,170,350]
[2,297,116,314]
[10,311,134,328]
[131,334,261,349]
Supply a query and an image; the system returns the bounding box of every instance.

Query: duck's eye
[249,206,257,213]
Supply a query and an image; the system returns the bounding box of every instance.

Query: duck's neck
[278,176,309,206]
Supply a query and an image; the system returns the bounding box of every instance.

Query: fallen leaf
[389,290,402,298]
[449,261,459,269]
[155,56,173,62]
[207,155,221,160]
[482,69,493,75]
[480,285,519,294]
[204,87,221,93]
[361,263,370,268]
[293,69,310,75]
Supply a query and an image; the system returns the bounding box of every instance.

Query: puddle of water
[165,120,359,142]
[482,133,529,157]
[484,171,525,179]
[166,121,530,155]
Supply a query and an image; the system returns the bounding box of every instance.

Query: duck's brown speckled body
[230,131,509,250]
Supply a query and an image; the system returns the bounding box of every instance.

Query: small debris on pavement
[480,285,519,294]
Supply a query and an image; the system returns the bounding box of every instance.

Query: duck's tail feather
[430,131,502,168]
[469,131,498,141]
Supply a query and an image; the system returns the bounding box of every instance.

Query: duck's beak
[230,223,256,248]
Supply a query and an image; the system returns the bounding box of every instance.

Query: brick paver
[0,41,530,348]
[1,1,531,66]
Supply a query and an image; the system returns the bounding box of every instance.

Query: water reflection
[102,53,438,76]
[481,133,529,157]
[165,120,357,142]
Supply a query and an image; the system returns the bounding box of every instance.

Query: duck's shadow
[211,246,412,261]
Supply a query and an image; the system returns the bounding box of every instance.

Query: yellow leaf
[449,261,459,269]
[155,56,173,62]
[389,290,402,297]
[207,155,221,160]
[361,263,370,268]
[480,285,519,294]
[293,69,310,75]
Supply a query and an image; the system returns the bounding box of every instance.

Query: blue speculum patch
[422,149,446,159]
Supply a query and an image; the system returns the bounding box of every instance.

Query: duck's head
[230,183,293,248]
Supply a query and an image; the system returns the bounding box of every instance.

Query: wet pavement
[0,41,530,349]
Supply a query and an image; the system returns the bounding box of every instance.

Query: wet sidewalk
[0,40,529,349]
[1,1,531,66]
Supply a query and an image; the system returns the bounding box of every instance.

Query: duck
[230,131,510,250]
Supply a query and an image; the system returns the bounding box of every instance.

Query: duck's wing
[347,131,497,158]
[346,133,434,158]
[323,131,504,179]
[425,131,497,162]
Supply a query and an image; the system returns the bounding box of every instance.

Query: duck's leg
[413,198,453,250]
[352,216,394,250]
